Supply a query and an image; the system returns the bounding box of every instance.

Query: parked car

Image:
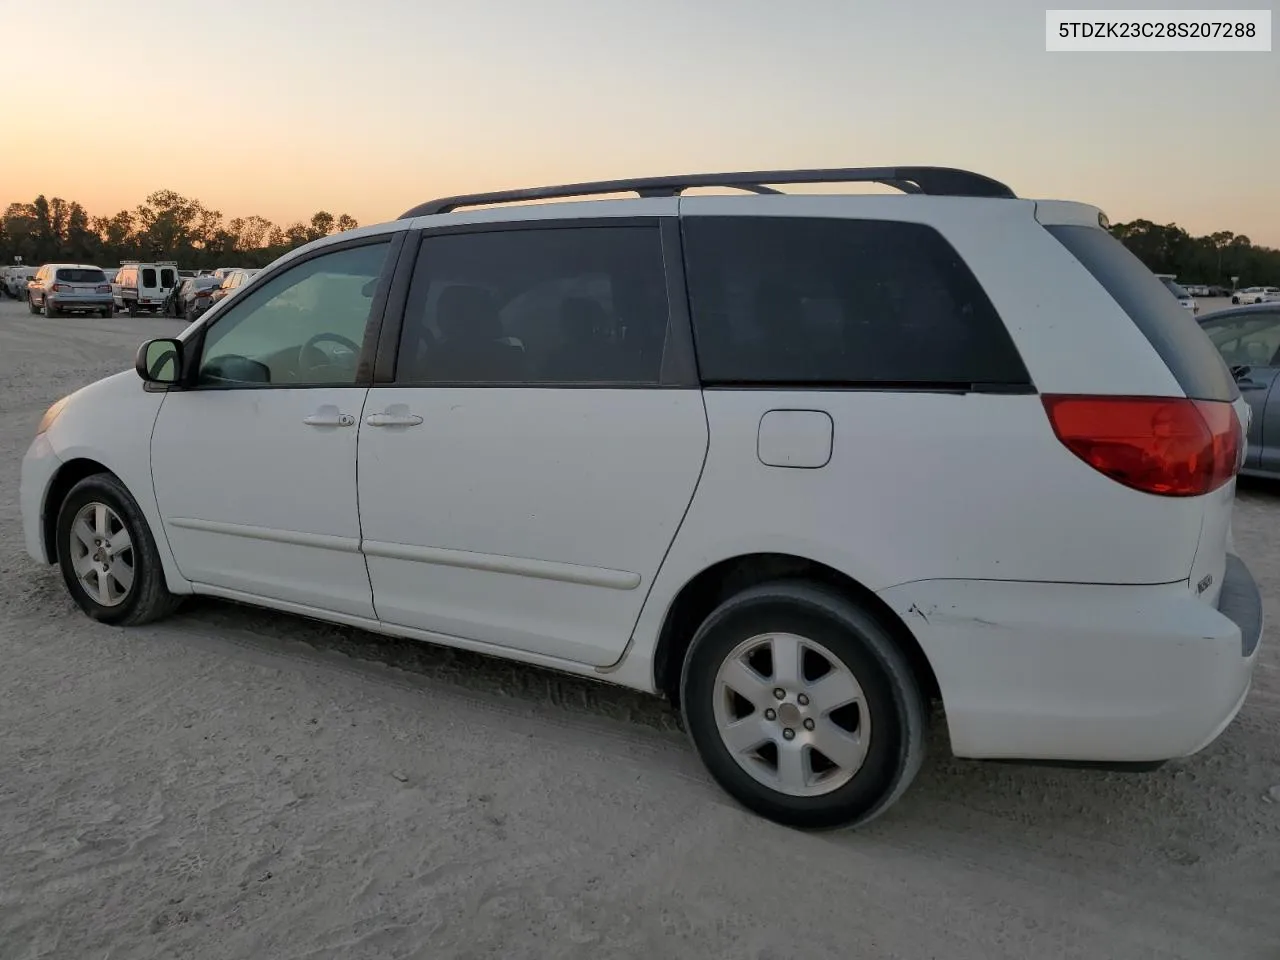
[113,261,179,316]
[1182,283,1210,297]
[3,266,37,298]
[25,264,113,317]
[1232,286,1280,305]
[101,267,120,285]
[1206,285,1230,298]
[209,267,260,305]
[1199,303,1280,478]
[1160,276,1199,314]
[169,276,222,321]
[19,166,1261,830]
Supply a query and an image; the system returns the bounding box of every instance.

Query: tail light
[1042,395,1240,497]
[50,283,65,292]
[96,284,110,293]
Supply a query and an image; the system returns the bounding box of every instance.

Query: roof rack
[399,166,1016,218]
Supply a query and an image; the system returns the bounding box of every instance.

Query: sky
[1,0,1277,245]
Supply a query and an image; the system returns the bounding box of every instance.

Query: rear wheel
[45,299,59,318]
[55,473,182,626]
[27,296,40,314]
[127,300,138,318]
[681,581,926,830]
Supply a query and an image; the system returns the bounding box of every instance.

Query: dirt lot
[1,297,1277,960]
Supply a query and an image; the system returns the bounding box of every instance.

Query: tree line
[0,190,359,272]
[2,189,1277,287]
[1107,219,1278,287]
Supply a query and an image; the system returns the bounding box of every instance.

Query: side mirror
[136,338,183,385]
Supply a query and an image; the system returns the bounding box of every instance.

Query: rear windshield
[1045,225,1237,402]
[55,268,106,283]
[160,268,176,287]
[142,268,157,288]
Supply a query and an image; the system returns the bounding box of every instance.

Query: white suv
[18,167,1263,829]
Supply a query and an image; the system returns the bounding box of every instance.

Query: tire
[680,581,926,830]
[100,307,112,318]
[55,473,182,626]
[45,299,59,318]
[1232,297,1240,304]
[127,300,138,318]
[28,296,40,315]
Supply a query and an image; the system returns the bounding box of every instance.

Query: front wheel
[680,581,927,830]
[55,473,182,626]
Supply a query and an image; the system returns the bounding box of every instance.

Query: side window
[1201,314,1280,367]
[396,225,670,385]
[197,240,391,387]
[682,216,1031,387]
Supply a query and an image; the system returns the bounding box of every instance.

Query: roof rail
[399,166,1016,218]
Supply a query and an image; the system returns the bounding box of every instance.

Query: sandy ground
[0,296,1278,960]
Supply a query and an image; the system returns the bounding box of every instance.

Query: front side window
[682,216,1030,387]
[1200,312,1280,368]
[396,225,670,385]
[198,240,391,387]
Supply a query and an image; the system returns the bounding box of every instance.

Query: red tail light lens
[50,283,64,292]
[1042,395,1240,497]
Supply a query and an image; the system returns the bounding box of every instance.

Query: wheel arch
[40,457,113,563]
[651,552,941,711]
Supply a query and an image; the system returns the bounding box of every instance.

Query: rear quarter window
[1046,225,1237,402]
[681,216,1031,389]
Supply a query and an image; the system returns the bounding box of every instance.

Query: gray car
[1200,303,1280,477]
[26,264,113,318]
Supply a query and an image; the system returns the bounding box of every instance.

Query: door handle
[365,412,424,427]
[365,403,423,427]
[303,404,356,427]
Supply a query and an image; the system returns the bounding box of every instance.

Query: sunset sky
[3,0,1278,245]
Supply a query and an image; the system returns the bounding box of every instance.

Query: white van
[113,261,179,316]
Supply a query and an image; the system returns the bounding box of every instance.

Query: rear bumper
[879,560,1262,762]
[50,294,112,309]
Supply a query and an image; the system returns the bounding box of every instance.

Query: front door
[357,216,708,666]
[151,236,398,617]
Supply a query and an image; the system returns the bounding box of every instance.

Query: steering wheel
[298,332,361,375]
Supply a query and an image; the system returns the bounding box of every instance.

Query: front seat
[431,286,522,382]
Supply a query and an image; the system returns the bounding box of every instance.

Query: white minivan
[113,261,179,316]
[19,166,1264,829]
